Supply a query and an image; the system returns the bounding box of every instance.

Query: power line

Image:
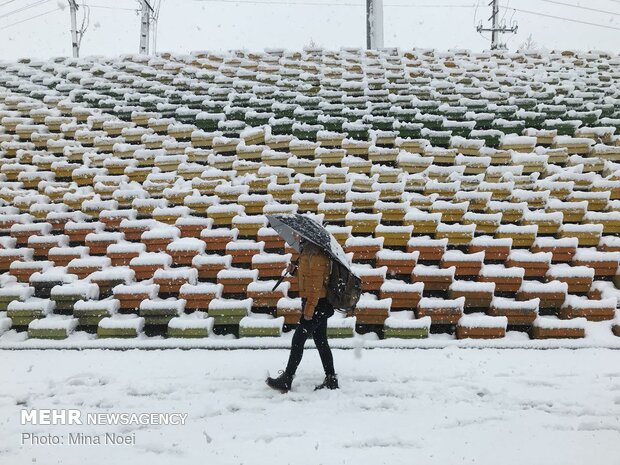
[387,3,477,7]
[82,4,139,11]
[540,0,620,16]
[0,6,60,30]
[501,6,620,31]
[195,0,476,6]
[196,0,360,5]
[0,0,19,8]
[0,0,52,21]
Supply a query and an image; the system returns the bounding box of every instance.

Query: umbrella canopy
[266,214,351,270]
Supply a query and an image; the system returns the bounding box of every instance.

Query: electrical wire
[81,4,139,11]
[0,6,60,30]
[153,0,162,53]
[195,0,361,5]
[388,3,477,8]
[473,0,490,41]
[0,0,19,8]
[501,0,510,24]
[502,6,620,31]
[0,0,52,20]
[78,3,90,49]
[540,0,620,16]
[194,0,477,6]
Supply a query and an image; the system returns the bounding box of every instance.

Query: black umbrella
[266,214,351,291]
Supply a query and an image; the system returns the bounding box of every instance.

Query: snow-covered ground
[2,347,619,464]
[2,323,620,349]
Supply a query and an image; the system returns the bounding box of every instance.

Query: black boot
[266,370,294,393]
[314,374,338,390]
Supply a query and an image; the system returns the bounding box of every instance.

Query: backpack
[325,259,362,312]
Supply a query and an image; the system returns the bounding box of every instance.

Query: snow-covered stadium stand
[1,47,620,346]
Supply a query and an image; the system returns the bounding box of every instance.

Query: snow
[48,246,89,259]
[533,316,588,330]
[9,259,52,271]
[208,298,253,311]
[107,243,146,254]
[436,223,476,234]
[480,265,525,279]
[458,313,508,329]
[345,236,384,248]
[492,297,540,311]
[277,297,302,310]
[450,281,496,293]
[129,253,173,267]
[167,238,206,253]
[0,286,34,300]
[239,315,285,329]
[168,314,214,331]
[470,236,512,247]
[384,313,431,329]
[139,299,186,313]
[226,241,265,251]
[84,232,124,243]
[4,47,620,462]
[64,221,104,232]
[563,295,616,310]
[560,223,604,234]
[98,315,145,330]
[29,268,76,284]
[508,250,552,263]
[414,264,455,277]
[153,268,198,283]
[51,282,99,299]
[179,283,223,296]
[73,299,120,314]
[376,250,419,262]
[442,250,484,263]
[573,249,620,263]
[533,237,578,248]
[193,255,233,267]
[7,299,55,314]
[28,315,79,331]
[418,297,465,310]
[356,295,392,310]
[112,284,159,298]
[375,225,413,235]
[218,268,259,281]
[201,228,239,240]
[252,253,291,264]
[519,280,569,294]
[547,264,595,279]
[0,347,617,464]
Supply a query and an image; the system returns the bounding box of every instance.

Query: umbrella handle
[272,258,300,291]
[271,272,288,292]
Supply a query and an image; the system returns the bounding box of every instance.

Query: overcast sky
[0,0,619,60]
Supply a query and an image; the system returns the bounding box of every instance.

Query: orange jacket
[296,241,331,319]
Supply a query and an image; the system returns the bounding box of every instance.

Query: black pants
[285,298,335,376]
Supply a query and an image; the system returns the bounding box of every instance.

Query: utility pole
[366,0,384,50]
[68,0,79,58]
[476,0,517,50]
[139,0,154,54]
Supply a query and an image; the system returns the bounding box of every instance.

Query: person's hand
[299,316,315,333]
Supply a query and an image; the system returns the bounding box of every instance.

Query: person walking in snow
[266,233,339,393]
